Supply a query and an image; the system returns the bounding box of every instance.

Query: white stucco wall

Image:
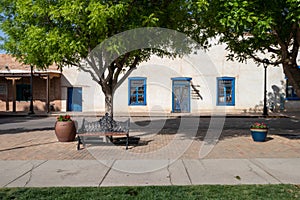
[60,67,105,112]
[61,43,286,115]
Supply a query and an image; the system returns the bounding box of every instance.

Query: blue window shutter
[171,77,192,113]
[128,77,147,106]
[217,77,235,106]
[67,87,82,111]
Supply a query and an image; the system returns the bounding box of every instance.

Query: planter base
[55,121,76,142]
[250,128,268,142]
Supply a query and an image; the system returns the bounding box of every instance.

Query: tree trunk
[98,58,138,119]
[282,62,300,98]
[104,90,113,118]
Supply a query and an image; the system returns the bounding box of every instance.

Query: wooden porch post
[46,74,50,113]
[12,79,16,112]
[5,77,21,112]
[42,74,51,113]
[42,72,60,113]
[5,80,9,111]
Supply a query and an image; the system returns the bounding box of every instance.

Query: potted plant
[54,114,76,142]
[250,122,268,142]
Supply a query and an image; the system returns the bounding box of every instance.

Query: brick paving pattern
[0,128,299,160]
[0,131,94,160]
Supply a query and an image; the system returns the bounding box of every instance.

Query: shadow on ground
[0,127,54,135]
[130,117,300,142]
[0,115,49,125]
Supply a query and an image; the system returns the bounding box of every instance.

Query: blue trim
[285,78,300,100]
[128,77,147,106]
[172,82,175,112]
[67,87,82,112]
[171,77,192,81]
[172,82,174,112]
[286,97,300,101]
[217,77,235,106]
[172,77,192,113]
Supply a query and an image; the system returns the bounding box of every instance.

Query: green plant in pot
[250,122,268,142]
[57,114,72,122]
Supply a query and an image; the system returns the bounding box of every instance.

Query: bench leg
[126,134,129,150]
[77,136,82,150]
[103,136,108,143]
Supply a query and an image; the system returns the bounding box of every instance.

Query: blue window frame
[171,77,192,113]
[286,78,300,100]
[217,77,235,106]
[128,77,146,106]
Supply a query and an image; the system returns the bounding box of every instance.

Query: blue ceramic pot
[250,128,268,142]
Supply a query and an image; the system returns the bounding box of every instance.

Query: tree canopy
[0,0,195,68]
[1,0,299,114]
[195,0,300,96]
[0,0,198,115]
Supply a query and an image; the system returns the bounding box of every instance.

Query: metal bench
[77,113,130,150]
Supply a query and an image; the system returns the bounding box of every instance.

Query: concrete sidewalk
[1,158,300,187]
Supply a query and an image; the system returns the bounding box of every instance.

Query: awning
[0,70,61,78]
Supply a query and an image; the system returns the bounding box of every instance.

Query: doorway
[67,87,82,112]
[172,78,191,113]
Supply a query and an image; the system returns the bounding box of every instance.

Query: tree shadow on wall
[246,80,286,114]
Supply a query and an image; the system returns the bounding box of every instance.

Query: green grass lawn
[0,185,299,200]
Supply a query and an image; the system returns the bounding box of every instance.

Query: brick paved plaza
[0,116,299,160]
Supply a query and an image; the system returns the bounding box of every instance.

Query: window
[172,77,192,113]
[16,84,30,101]
[0,84,7,95]
[217,77,235,106]
[286,78,300,100]
[128,77,146,105]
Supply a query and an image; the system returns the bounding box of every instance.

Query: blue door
[67,87,82,112]
[172,78,191,113]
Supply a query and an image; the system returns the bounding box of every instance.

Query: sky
[0,29,6,54]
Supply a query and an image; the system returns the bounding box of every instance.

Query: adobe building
[0,41,299,115]
[0,54,61,113]
[61,43,296,115]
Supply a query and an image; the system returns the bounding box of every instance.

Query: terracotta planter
[55,121,76,142]
[250,128,268,142]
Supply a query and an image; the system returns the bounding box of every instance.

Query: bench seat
[77,113,130,150]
